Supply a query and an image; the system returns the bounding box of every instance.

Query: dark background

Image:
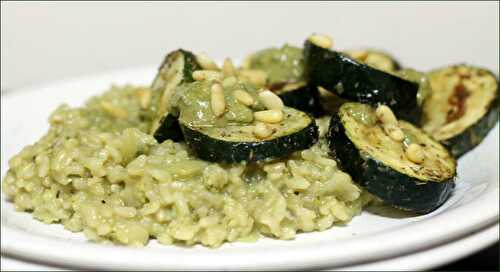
[439,242,499,271]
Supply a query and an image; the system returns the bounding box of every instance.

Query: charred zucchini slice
[181,108,319,163]
[328,102,456,213]
[422,65,499,157]
[245,45,323,116]
[304,39,421,124]
[149,49,201,137]
[344,49,401,72]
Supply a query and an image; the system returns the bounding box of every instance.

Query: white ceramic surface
[2,223,497,271]
[1,67,499,270]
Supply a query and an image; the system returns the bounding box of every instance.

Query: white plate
[2,223,497,271]
[1,67,499,270]
[333,223,499,271]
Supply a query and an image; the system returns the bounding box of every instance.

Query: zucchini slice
[422,64,499,157]
[344,49,401,73]
[304,40,421,124]
[328,102,456,213]
[149,49,201,138]
[245,45,323,116]
[181,108,319,163]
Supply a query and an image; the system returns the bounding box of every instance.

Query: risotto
[2,85,373,247]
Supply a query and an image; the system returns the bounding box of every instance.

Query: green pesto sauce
[395,68,432,106]
[248,44,304,85]
[171,80,264,127]
[343,103,377,127]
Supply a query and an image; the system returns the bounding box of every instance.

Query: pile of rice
[2,85,372,247]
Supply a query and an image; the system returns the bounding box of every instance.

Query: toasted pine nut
[135,88,151,109]
[258,90,284,110]
[192,70,222,81]
[406,143,425,164]
[253,122,273,139]
[222,58,237,77]
[196,53,219,70]
[308,34,333,49]
[384,124,405,142]
[254,109,283,123]
[222,76,238,88]
[100,101,128,119]
[238,70,268,87]
[233,89,255,106]
[211,83,226,117]
[347,50,368,60]
[375,105,398,125]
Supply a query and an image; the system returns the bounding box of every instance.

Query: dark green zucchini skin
[443,97,499,158]
[153,113,184,142]
[270,84,324,117]
[304,41,421,124]
[327,114,454,214]
[180,120,319,163]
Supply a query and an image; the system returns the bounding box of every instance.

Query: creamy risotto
[2,85,373,247]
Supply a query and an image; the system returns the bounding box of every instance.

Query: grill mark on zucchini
[328,102,456,213]
[422,64,499,157]
[446,82,470,123]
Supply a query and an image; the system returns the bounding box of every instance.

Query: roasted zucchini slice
[328,102,456,213]
[149,49,201,138]
[422,64,499,157]
[245,45,323,116]
[344,49,401,73]
[181,107,319,163]
[304,39,421,124]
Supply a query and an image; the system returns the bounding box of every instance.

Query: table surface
[439,242,499,271]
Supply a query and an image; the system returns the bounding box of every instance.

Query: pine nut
[406,143,425,164]
[211,83,226,117]
[238,70,268,87]
[222,76,238,88]
[196,53,219,70]
[253,122,273,139]
[308,34,333,49]
[254,110,283,123]
[347,50,368,60]
[100,101,128,119]
[375,105,398,125]
[233,89,255,106]
[258,90,284,110]
[222,57,237,77]
[384,124,405,142]
[192,70,222,81]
